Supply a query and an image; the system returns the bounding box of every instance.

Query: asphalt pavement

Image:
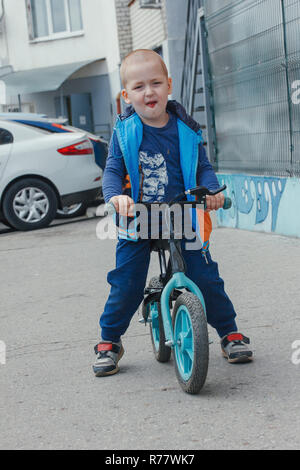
[0,213,300,450]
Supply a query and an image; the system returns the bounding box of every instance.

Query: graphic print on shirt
[139,151,168,202]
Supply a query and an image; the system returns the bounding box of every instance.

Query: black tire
[56,202,88,219]
[144,276,171,363]
[172,293,209,394]
[2,178,58,231]
[0,216,13,228]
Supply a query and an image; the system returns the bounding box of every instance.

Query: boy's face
[121,56,172,127]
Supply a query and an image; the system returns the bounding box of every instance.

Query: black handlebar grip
[223,197,232,210]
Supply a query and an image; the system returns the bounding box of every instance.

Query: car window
[14,122,52,135]
[0,120,54,143]
[0,128,13,145]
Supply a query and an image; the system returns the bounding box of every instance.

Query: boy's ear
[168,77,173,95]
[121,88,131,104]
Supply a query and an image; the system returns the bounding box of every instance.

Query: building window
[139,0,162,9]
[28,0,83,40]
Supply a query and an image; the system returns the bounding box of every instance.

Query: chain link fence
[182,0,300,177]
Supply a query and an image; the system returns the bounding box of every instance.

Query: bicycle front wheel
[172,293,209,394]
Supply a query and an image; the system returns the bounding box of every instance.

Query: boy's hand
[110,195,135,217]
[205,193,225,212]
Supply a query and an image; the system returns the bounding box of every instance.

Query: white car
[0,119,102,231]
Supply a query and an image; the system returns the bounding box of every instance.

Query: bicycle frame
[146,205,207,349]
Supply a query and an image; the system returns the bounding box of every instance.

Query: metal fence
[182,0,300,177]
[181,0,202,115]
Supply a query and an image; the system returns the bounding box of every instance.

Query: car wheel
[56,202,88,219]
[2,178,58,231]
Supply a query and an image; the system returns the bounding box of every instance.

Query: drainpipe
[60,86,64,118]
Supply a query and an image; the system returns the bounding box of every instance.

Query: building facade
[0,0,189,139]
[0,0,126,141]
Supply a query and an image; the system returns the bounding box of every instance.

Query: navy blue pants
[99,238,238,342]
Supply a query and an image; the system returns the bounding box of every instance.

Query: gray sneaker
[93,341,124,376]
[221,332,253,363]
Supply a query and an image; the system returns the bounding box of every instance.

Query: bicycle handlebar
[223,197,232,210]
[104,185,232,216]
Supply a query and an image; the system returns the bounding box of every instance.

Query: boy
[93,49,253,376]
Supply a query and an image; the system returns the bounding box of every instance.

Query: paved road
[0,216,300,450]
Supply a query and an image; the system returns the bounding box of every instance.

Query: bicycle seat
[150,239,169,252]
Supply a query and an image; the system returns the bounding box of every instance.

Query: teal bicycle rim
[174,305,194,381]
[150,302,160,351]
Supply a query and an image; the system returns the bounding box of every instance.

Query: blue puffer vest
[114,100,212,249]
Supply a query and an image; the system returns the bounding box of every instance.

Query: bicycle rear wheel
[172,292,209,394]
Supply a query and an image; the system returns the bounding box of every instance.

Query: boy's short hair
[120,49,169,87]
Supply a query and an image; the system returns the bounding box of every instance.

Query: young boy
[93,49,253,376]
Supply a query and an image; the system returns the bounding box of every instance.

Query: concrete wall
[217,173,300,238]
[115,0,133,61]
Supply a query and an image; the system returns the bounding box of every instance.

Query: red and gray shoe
[220,332,253,363]
[93,341,124,376]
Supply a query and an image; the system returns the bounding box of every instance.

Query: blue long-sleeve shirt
[103,143,219,203]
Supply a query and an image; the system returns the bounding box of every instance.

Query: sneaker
[220,332,253,363]
[93,341,124,376]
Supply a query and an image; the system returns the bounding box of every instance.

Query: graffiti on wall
[217,174,288,233]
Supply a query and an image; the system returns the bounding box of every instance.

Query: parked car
[0,113,108,218]
[0,119,102,231]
